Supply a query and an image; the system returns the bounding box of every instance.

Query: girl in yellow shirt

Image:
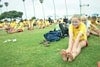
[7,20,17,34]
[17,20,24,32]
[0,23,3,28]
[37,19,45,29]
[45,20,50,27]
[28,19,34,30]
[61,15,88,62]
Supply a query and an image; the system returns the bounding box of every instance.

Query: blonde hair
[81,16,87,21]
[71,14,81,21]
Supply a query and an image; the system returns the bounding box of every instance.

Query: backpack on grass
[44,30,62,42]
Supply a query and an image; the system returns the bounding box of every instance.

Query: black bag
[59,23,69,37]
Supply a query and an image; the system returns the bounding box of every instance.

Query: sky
[0,0,100,19]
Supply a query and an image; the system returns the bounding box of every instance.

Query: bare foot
[60,49,68,61]
[67,53,73,62]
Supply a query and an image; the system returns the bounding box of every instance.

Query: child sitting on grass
[61,15,88,62]
[81,16,91,37]
[90,16,100,36]
[16,19,24,32]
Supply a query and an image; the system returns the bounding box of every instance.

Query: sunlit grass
[0,25,100,67]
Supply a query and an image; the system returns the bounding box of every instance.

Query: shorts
[79,40,88,47]
[17,29,23,32]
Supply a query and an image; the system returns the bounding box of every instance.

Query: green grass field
[0,25,100,67]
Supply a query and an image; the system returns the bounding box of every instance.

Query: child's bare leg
[61,41,74,61]
[66,41,74,53]
[60,49,68,61]
[97,30,100,36]
[75,41,86,57]
[93,29,100,36]
[90,30,99,36]
[69,40,87,61]
[67,42,77,61]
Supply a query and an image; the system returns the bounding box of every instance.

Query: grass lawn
[0,24,100,67]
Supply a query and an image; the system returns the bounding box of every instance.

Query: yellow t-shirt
[27,20,30,26]
[2,22,6,26]
[45,20,50,26]
[10,21,17,28]
[23,21,29,27]
[31,20,35,27]
[17,22,24,30]
[0,23,3,28]
[38,21,43,25]
[69,22,87,41]
[28,20,35,28]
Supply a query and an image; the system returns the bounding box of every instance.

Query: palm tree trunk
[79,0,82,16]
[65,0,68,18]
[0,5,3,14]
[53,0,56,20]
[32,0,35,17]
[6,6,8,11]
[41,3,45,20]
[0,0,2,14]
[23,1,27,19]
[0,8,2,14]
[4,2,9,11]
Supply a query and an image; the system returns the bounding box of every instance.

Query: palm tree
[79,0,82,16]
[4,2,9,11]
[0,4,3,14]
[22,0,27,19]
[32,0,35,17]
[65,0,68,18]
[39,0,45,20]
[0,4,2,8]
[53,0,56,20]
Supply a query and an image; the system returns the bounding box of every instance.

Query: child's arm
[67,31,73,52]
[66,25,73,52]
[96,21,100,25]
[73,25,86,49]
[73,32,82,49]
[91,24,99,30]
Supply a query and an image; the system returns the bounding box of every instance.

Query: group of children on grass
[0,19,51,34]
[0,14,100,62]
[61,15,100,62]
